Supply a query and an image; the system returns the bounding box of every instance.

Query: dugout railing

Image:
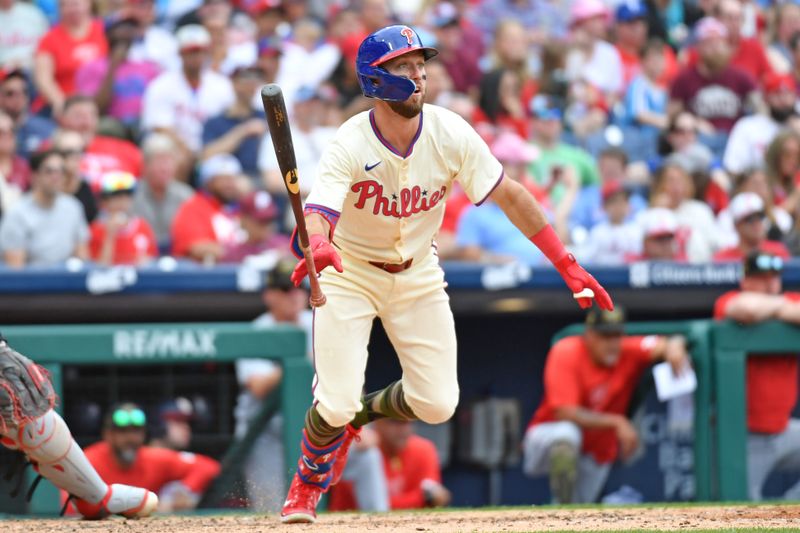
[710,320,800,501]
[0,323,311,515]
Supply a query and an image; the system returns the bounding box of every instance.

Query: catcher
[0,333,158,518]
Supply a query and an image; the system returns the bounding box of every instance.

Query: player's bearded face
[383,52,427,119]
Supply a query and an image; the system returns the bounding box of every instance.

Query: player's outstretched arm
[490,178,613,310]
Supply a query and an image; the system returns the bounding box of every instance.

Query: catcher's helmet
[356,25,438,102]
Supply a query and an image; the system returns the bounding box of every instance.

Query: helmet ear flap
[356,64,417,102]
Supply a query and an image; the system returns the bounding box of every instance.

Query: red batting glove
[290,234,343,287]
[554,253,614,310]
[530,224,613,310]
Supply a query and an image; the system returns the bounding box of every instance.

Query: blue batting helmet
[356,25,438,102]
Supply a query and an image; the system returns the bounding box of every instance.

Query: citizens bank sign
[113,329,218,359]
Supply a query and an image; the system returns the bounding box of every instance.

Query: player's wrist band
[529,224,568,265]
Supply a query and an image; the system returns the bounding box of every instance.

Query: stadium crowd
[0,0,798,268]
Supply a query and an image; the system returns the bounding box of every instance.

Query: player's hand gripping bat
[261,84,326,307]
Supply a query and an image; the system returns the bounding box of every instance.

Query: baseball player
[280,25,613,524]
[0,333,158,518]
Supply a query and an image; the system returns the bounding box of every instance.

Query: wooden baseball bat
[260,84,326,307]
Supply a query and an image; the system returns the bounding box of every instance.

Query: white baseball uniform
[304,104,503,428]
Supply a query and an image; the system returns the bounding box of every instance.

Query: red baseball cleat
[330,424,360,486]
[280,473,324,524]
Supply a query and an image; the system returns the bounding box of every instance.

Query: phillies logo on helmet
[400,27,415,45]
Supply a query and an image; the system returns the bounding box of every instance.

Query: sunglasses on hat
[112,407,146,428]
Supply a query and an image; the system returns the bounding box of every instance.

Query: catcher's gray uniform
[0,334,157,518]
[0,335,55,433]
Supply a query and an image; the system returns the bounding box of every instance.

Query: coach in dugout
[713,251,800,501]
[522,306,690,504]
[83,402,220,512]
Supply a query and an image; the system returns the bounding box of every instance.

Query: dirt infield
[2,504,800,532]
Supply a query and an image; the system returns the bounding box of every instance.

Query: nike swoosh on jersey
[364,161,382,171]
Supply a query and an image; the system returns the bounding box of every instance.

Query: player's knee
[407,395,457,424]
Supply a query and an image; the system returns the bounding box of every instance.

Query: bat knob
[310,294,327,308]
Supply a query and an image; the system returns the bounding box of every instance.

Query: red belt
[368,258,413,273]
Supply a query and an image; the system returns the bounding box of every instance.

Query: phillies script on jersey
[351,180,448,218]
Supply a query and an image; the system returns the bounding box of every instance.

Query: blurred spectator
[328,31,371,120]
[717,168,792,251]
[221,190,288,262]
[0,68,55,157]
[0,0,49,71]
[487,20,537,105]
[0,110,30,198]
[723,73,797,176]
[235,258,389,512]
[149,397,195,451]
[75,17,162,127]
[643,0,702,50]
[59,95,143,191]
[133,133,194,249]
[470,0,567,44]
[613,0,650,87]
[51,128,97,222]
[119,0,180,72]
[431,2,482,95]
[256,37,283,86]
[684,0,771,84]
[33,0,108,115]
[713,251,800,501]
[422,62,454,108]
[659,111,714,171]
[275,17,341,106]
[528,95,600,202]
[630,206,685,261]
[330,419,450,511]
[570,148,648,233]
[359,0,391,34]
[475,68,528,139]
[89,171,157,266]
[171,154,243,263]
[767,3,800,74]
[565,0,623,137]
[713,192,790,262]
[0,149,88,267]
[259,86,336,198]
[249,0,287,42]
[764,130,800,214]
[202,66,267,180]
[457,132,572,264]
[199,0,258,75]
[522,306,689,503]
[669,17,758,136]
[84,402,220,513]
[650,162,717,262]
[618,38,669,133]
[142,24,234,164]
[579,181,642,265]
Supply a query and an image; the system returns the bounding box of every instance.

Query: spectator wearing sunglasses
[83,402,220,513]
[713,192,790,262]
[713,251,800,501]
